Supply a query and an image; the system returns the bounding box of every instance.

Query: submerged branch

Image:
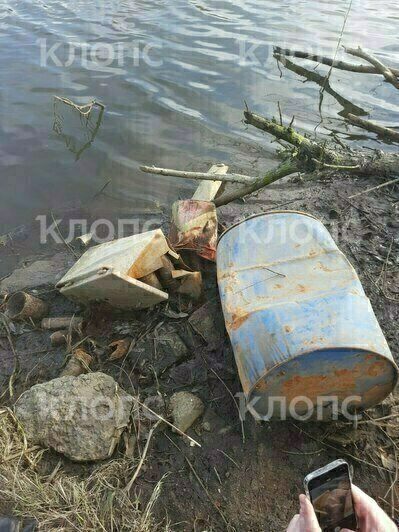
[274,54,367,117]
[347,114,399,143]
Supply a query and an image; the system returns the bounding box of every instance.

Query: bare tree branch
[344,46,399,89]
[274,46,399,77]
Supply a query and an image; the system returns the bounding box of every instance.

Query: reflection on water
[0,0,399,232]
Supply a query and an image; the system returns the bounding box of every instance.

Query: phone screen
[307,463,357,532]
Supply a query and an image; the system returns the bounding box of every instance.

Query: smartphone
[304,459,357,532]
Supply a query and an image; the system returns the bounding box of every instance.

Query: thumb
[299,494,322,531]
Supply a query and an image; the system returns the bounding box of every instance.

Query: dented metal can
[217,211,398,420]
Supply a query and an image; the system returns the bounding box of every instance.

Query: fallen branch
[345,46,399,89]
[274,46,399,77]
[347,114,399,143]
[140,165,256,185]
[244,110,399,180]
[141,162,300,205]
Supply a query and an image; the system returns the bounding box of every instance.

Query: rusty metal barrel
[217,211,398,420]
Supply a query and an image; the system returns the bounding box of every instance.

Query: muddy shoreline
[0,171,398,531]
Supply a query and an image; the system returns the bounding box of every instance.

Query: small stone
[169,391,205,433]
[189,301,224,348]
[202,421,211,432]
[14,372,133,462]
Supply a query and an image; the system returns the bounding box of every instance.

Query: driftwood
[141,44,399,206]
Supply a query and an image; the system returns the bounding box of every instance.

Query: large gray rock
[0,252,74,295]
[14,372,134,462]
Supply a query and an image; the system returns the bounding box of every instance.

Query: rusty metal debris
[6,292,49,321]
[60,348,92,377]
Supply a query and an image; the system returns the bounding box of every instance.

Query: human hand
[287,494,321,532]
[286,485,397,532]
[341,484,397,532]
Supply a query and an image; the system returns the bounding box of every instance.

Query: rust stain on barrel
[229,311,250,330]
[367,360,385,376]
[281,371,357,402]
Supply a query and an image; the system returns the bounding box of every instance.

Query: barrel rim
[246,347,399,410]
[217,210,322,245]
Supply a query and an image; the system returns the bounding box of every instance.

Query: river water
[1,0,399,233]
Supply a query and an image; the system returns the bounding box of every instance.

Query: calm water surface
[1,0,399,232]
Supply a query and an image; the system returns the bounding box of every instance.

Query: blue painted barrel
[217,211,398,420]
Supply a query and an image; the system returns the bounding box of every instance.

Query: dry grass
[0,408,170,531]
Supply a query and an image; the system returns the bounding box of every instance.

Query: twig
[93,180,111,199]
[217,449,239,468]
[277,101,283,126]
[378,496,399,515]
[345,46,399,89]
[281,449,323,456]
[349,177,399,199]
[125,419,162,492]
[132,397,201,448]
[50,212,79,258]
[347,114,399,143]
[312,158,360,171]
[348,413,399,425]
[54,96,105,115]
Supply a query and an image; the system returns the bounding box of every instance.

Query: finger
[351,484,376,507]
[350,484,378,519]
[287,514,300,532]
[340,529,356,532]
[299,494,321,531]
